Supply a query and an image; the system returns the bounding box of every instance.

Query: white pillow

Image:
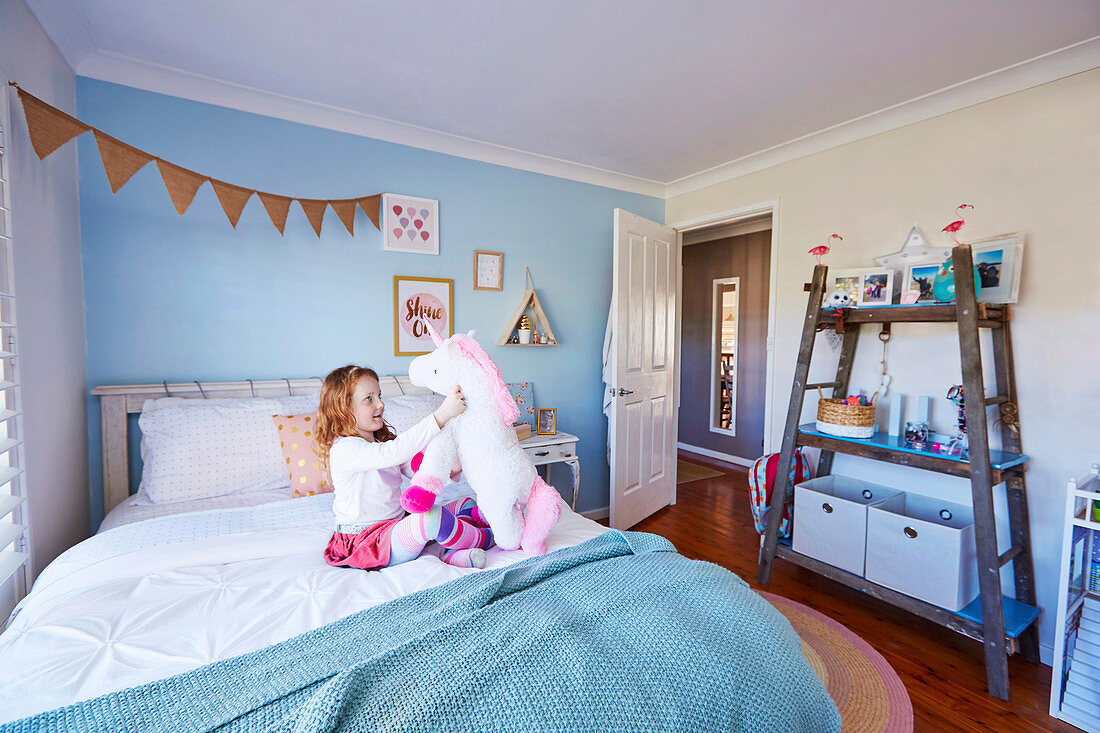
[134,394,320,505]
[383,394,444,433]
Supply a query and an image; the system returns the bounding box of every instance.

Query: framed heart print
[382,194,439,255]
[474,250,503,290]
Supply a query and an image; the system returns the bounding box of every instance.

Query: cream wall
[0,0,88,620]
[667,68,1100,664]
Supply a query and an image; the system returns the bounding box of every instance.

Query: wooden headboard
[89,376,433,515]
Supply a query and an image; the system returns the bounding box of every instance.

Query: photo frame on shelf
[858,268,894,307]
[829,268,894,306]
[536,407,557,435]
[393,276,453,356]
[971,233,1024,304]
[473,250,503,291]
[902,259,944,304]
[382,194,439,255]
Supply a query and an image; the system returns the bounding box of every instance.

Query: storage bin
[864,493,979,612]
[792,475,901,577]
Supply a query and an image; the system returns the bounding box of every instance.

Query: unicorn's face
[408,340,464,394]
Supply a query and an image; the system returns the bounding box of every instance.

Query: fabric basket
[816,389,877,438]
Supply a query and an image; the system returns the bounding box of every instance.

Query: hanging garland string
[7,82,381,237]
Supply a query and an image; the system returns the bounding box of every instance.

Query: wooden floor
[630,451,1075,733]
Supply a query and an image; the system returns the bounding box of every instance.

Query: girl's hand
[434,385,467,427]
[449,455,462,480]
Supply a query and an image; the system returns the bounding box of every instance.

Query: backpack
[748,449,812,538]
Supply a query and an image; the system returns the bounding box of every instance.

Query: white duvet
[0,493,607,723]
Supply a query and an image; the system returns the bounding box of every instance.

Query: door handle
[618,388,634,396]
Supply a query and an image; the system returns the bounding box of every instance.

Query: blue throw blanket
[4,531,839,732]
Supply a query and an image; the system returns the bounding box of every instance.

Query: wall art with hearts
[382,193,439,255]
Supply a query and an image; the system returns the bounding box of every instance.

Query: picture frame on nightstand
[536,408,557,435]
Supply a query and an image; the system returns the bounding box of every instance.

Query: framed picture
[828,268,894,306]
[902,260,943,303]
[971,233,1024,304]
[858,269,894,306]
[393,276,453,356]
[536,407,557,435]
[473,250,503,291]
[382,194,439,255]
[828,269,864,304]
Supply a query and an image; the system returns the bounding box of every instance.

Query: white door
[609,209,679,529]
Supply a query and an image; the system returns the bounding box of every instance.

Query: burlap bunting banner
[93,131,153,193]
[297,199,329,237]
[16,87,90,159]
[210,179,254,228]
[329,199,357,236]
[8,82,384,238]
[258,193,293,235]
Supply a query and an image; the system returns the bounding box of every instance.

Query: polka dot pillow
[273,413,333,497]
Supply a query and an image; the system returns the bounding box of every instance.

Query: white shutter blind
[0,89,30,596]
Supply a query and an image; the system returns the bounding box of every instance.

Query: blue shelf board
[773,537,1039,638]
[957,595,1041,639]
[797,423,1029,471]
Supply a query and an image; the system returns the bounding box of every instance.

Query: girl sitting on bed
[315,365,494,570]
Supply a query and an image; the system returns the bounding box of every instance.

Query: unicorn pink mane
[452,334,519,427]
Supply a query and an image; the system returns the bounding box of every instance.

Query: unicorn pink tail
[519,477,561,555]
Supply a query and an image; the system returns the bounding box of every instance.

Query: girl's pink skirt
[323,516,404,570]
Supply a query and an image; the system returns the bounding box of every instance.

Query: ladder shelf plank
[775,540,1038,644]
[817,302,1008,326]
[796,423,1028,482]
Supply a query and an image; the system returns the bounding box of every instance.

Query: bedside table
[519,431,579,510]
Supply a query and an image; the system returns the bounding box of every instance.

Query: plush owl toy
[826,291,852,309]
[400,324,561,554]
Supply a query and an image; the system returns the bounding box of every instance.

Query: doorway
[677,215,772,465]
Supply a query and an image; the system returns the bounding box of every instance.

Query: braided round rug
[759,591,914,732]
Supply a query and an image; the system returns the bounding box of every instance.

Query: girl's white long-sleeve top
[328,415,440,527]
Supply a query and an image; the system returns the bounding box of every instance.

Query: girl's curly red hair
[314,365,396,469]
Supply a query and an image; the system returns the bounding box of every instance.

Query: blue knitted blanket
[4,531,839,732]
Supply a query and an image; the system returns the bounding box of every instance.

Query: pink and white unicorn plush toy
[402,324,561,554]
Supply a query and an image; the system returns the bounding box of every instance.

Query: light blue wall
[76,78,663,526]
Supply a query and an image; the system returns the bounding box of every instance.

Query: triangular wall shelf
[498,268,559,346]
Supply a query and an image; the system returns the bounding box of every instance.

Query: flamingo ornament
[942,204,973,245]
[808,234,843,265]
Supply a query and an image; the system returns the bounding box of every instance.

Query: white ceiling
[26,0,1100,196]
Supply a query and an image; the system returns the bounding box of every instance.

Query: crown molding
[73,52,667,198]
[665,36,1100,199]
[57,29,1098,202]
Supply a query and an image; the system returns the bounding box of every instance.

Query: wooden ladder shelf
[758,244,1040,701]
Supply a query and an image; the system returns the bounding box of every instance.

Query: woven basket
[816,389,878,438]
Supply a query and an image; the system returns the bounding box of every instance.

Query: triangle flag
[210,179,255,228]
[93,130,153,193]
[357,195,382,231]
[16,88,91,160]
[258,193,292,235]
[297,199,328,237]
[156,159,208,215]
[329,199,357,236]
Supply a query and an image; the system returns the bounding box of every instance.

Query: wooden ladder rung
[806,381,840,390]
[985,395,1009,406]
[998,544,1023,567]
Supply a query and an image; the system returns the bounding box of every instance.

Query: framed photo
[902,260,943,303]
[473,250,503,291]
[536,407,557,435]
[382,194,439,255]
[393,276,453,356]
[858,269,894,307]
[828,268,894,306]
[971,233,1024,304]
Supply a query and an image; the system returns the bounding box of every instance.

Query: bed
[0,378,839,732]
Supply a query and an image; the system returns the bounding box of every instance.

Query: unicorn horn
[423,320,444,346]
